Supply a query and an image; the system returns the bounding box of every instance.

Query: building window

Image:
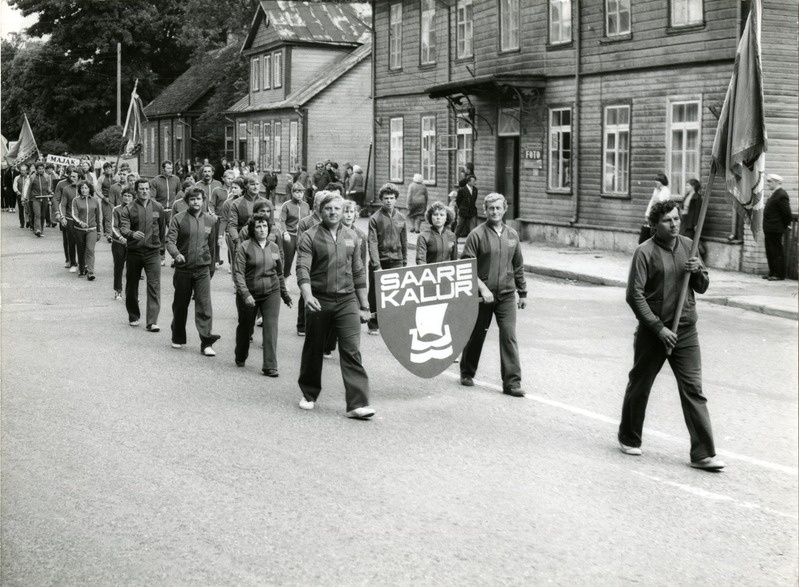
[498,107,520,136]
[150,126,156,164]
[421,116,436,184]
[262,122,272,170]
[252,123,260,171]
[389,3,403,70]
[548,108,571,191]
[263,55,271,89]
[251,57,260,91]
[289,121,299,173]
[175,122,184,162]
[273,121,282,172]
[389,117,404,182]
[668,100,701,191]
[456,118,473,173]
[238,122,247,161]
[273,52,282,88]
[671,0,703,27]
[500,0,520,52]
[163,129,169,163]
[420,0,436,65]
[549,0,572,44]
[606,0,631,36]
[224,125,233,160]
[602,105,630,195]
[456,0,473,58]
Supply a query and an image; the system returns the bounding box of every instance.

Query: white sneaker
[202,346,216,356]
[619,441,642,456]
[171,342,182,349]
[146,324,160,332]
[346,406,375,419]
[129,320,140,327]
[323,351,333,359]
[69,265,77,273]
[160,257,166,266]
[299,398,315,410]
[256,316,263,327]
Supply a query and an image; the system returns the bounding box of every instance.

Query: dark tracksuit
[324,224,367,354]
[166,209,219,350]
[416,226,458,265]
[279,199,311,278]
[296,223,370,411]
[120,198,166,326]
[294,212,321,333]
[98,174,115,236]
[367,207,408,330]
[110,204,128,292]
[150,174,181,257]
[56,181,79,267]
[460,223,527,392]
[220,195,240,267]
[233,239,288,371]
[209,185,230,263]
[227,193,273,255]
[28,172,53,233]
[71,194,102,274]
[618,235,716,462]
[763,187,792,279]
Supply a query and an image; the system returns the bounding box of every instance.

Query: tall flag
[1,135,9,167]
[711,0,766,238]
[122,80,147,157]
[6,114,39,166]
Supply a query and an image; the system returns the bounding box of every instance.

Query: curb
[701,297,798,321]
[524,265,627,288]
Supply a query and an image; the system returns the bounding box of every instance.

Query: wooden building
[140,45,236,178]
[372,0,798,272]
[226,1,373,200]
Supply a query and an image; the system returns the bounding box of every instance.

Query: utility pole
[116,43,122,126]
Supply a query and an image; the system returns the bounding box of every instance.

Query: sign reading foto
[375,259,478,378]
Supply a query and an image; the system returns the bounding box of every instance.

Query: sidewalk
[352,217,798,321]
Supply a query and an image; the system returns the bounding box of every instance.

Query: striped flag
[122,81,147,157]
[711,0,766,238]
[6,114,39,166]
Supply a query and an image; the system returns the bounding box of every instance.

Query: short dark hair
[465,173,476,182]
[45,162,55,170]
[134,178,150,192]
[378,183,399,199]
[648,200,679,227]
[183,185,205,203]
[103,162,113,170]
[324,182,344,194]
[247,212,271,237]
[34,161,45,169]
[656,173,669,186]
[425,201,455,228]
[161,160,173,169]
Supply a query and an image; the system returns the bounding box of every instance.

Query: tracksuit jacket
[280,200,311,235]
[71,194,103,236]
[368,207,408,268]
[233,239,287,300]
[296,223,367,296]
[227,194,272,241]
[149,174,181,211]
[28,173,53,200]
[120,198,167,252]
[416,227,458,265]
[57,182,80,221]
[461,222,528,298]
[166,210,216,270]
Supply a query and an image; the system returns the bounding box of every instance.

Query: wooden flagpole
[115,79,139,173]
[666,161,717,356]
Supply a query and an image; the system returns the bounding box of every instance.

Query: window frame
[262,55,271,90]
[548,0,572,46]
[389,3,403,71]
[669,0,704,28]
[420,115,437,185]
[499,0,521,53]
[263,122,272,171]
[289,120,299,173]
[548,106,572,193]
[604,0,631,38]
[251,57,260,92]
[601,103,632,197]
[273,52,283,89]
[456,117,473,173]
[420,0,437,66]
[273,121,282,172]
[666,97,702,193]
[389,117,404,183]
[456,0,474,59]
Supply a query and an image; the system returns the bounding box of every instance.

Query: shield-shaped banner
[375,258,479,378]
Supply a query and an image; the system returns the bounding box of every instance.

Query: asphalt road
[2,213,797,585]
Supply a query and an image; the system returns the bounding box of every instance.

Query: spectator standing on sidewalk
[406,173,428,233]
[618,200,724,471]
[455,174,479,241]
[762,173,792,281]
[640,173,672,244]
[367,183,407,335]
[459,193,527,398]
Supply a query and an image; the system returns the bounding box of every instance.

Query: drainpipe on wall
[570,0,581,225]
[370,0,377,207]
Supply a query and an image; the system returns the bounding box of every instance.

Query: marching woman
[71,180,103,280]
[110,188,134,299]
[279,181,311,277]
[233,212,293,377]
[416,201,458,265]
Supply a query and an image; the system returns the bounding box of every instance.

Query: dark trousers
[31,198,49,233]
[235,291,281,370]
[214,218,222,265]
[460,293,522,391]
[171,267,216,349]
[764,231,786,279]
[455,214,477,239]
[298,294,370,411]
[73,230,97,273]
[102,200,113,236]
[283,233,297,278]
[125,248,161,325]
[16,196,25,227]
[111,242,127,291]
[618,324,715,462]
[225,234,236,267]
[296,296,306,333]
[62,221,78,266]
[367,259,403,330]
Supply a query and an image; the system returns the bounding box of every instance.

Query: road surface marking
[443,371,798,478]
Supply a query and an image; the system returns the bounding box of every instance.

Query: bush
[90,125,125,154]
[41,139,70,156]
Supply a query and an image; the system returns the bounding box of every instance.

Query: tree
[89,125,126,154]
[41,139,70,155]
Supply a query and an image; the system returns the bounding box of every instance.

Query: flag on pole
[6,114,39,166]
[1,135,9,168]
[710,0,766,238]
[122,80,147,157]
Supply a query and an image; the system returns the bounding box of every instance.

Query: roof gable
[242,1,371,52]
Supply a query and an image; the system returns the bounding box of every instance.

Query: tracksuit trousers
[111,242,127,292]
[298,294,370,412]
[235,291,281,371]
[171,267,218,350]
[73,229,97,273]
[618,324,716,462]
[125,249,161,325]
[460,292,522,392]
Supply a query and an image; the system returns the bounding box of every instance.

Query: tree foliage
[89,125,126,154]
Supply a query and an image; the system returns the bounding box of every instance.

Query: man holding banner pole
[459,193,527,397]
